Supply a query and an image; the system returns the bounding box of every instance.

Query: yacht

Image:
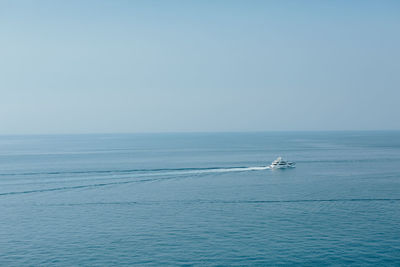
[269,157,296,169]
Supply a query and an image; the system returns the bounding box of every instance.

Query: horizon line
[1,129,399,137]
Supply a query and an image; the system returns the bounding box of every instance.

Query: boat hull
[269,163,296,169]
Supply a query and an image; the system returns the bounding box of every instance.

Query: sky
[0,0,399,134]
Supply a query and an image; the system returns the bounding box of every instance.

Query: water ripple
[37,198,400,207]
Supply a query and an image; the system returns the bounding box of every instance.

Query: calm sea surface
[1,132,400,266]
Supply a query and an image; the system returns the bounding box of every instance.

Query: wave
[0,166,270,196]
[0,166,269,177]
[41,198,400,207]
[4,156,399,177]
[0,177,161,196]
[173,166,269,175]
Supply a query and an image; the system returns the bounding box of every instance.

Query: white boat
[269,157,296,169]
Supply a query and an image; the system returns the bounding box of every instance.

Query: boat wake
[0,165,271,196]
[164,166,270,176]
[44,198,400,207]
[0,166,270,177]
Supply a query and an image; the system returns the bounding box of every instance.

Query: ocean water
[1,132,400,266]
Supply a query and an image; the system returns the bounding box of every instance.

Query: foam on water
[0,166,271,177]
[0,165,271,196]
[159,165,270,175]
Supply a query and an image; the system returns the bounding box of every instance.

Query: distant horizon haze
[1,129,400,137]
[1,0,399,134]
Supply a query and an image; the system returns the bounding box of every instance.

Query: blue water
[1,132,400,266]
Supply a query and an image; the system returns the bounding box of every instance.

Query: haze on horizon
[1,0,399,135]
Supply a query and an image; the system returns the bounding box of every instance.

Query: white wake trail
[162,166,270,176]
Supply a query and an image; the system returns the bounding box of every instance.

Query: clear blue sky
[1,0,399,134]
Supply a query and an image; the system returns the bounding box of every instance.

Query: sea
[0,131,399,266]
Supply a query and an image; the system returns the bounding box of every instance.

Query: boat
[269,157,296,169]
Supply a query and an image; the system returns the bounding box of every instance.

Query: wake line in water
[173,166,270,175]
[0,177,159,196]
[42,198,400,207]
[0,166,269,177]
[0,166,270,196]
